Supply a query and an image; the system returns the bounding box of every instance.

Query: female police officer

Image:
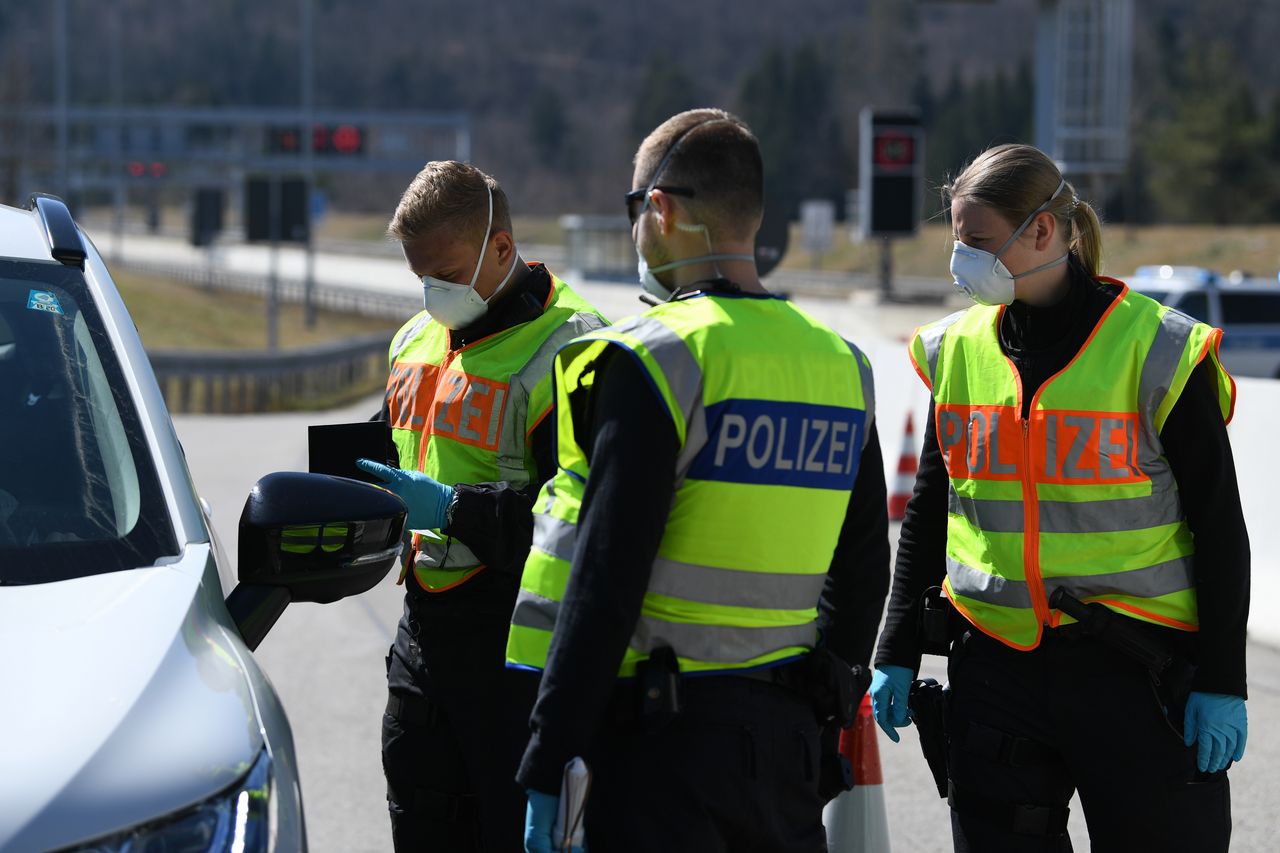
[871,143,1249,852]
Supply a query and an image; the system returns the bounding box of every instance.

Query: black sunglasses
[625,186,696,224]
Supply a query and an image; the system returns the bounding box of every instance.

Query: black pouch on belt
[636,646,682,721]
[910,677,951,798]
[801,647,869,729]
[920,585,955,657]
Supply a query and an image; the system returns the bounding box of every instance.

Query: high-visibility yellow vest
[908,278,1235,649]
[507,293,877,676]
[386,269,606,592]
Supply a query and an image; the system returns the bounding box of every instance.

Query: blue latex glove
[870,664,915,743]
[1183,691,1247,773]
[355,458,453,530]
[524,790,578,853]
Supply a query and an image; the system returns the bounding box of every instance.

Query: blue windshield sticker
[27,290,64,315]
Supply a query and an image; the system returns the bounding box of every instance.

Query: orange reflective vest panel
[908,280,1235,649]
[385,271,607,592]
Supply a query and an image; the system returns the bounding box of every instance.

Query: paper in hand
[552,756,590,851]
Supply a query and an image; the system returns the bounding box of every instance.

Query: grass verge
[113,268,402,351]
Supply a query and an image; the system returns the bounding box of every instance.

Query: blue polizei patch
[27,290,64,315]
[687,398,866,490]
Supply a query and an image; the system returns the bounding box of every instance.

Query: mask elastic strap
[648,253,756,276]
[464,185,496,291]
[639,120,720,217]
[1012,253,1069,280]
[484,251,522,303]
[994,178,1068,259]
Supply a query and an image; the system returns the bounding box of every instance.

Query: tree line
[1,0,1276,225]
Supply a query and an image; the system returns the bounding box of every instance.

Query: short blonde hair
[388,161,513,245]
[943,144,1104,275]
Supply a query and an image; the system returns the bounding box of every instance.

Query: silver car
[1129,264,1280,379]
[0,195,404,852]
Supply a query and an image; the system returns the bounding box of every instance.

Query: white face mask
[635,219,754,303]
[950,179,1069,307]
[421,185,520,329]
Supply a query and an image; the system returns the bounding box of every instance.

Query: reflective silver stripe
[607,314,704,424]
[630,617,817,665]
[390,311,432,365]
[948,489,1025,533]
[648,557,828,611]
[532,511,576,562]
[496,310,606,484]
[1044,555,1195,601]
[1039,493,1184,533]
[946,556,1032,609]
[948,489,1185,534]
[674,400,708,485]
[1138,307,1197,443]
[918,310,967,388]
[949,553,1195,611]
[415,536,482,570]
[848,340,875,448]
[511,588,559,632]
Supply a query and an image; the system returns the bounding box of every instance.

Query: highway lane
[156,238,1280,850]
[174,363,1280,853]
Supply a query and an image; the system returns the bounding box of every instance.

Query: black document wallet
[308,421,397,484]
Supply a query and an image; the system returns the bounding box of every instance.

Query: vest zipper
[1018,411,1050,628]
[410,346,461,568]
[419,346,461,473]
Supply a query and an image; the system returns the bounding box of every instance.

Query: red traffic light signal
[873,132,916,170]
[267,124,365,156]
[331,124,363,155]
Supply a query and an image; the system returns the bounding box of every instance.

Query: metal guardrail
[115,256,402,413]
[149,331,392,415]
[119,257,420,320]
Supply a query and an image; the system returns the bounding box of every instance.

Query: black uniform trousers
[946,626,1231,853]
[581,675,827,853]
[382,574,539,852]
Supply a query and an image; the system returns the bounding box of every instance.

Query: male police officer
[506,110,891,852]
[357,161,606,852]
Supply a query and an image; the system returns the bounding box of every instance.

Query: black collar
[448,263,552,349]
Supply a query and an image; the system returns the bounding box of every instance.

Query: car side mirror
[225,472,407,650]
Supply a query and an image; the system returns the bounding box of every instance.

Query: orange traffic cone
[823,694,891,852]
[888,412,918,521]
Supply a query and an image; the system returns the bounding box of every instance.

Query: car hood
[0,544,266,852]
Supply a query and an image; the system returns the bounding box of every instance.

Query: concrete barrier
[1229,378,1279,646]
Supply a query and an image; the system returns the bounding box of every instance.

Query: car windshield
[0,260,177,584]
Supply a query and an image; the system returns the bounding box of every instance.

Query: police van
[1128,265,1280,379]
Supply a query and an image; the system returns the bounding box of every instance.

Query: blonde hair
[943,144,1103,276]
[388,161,513,245]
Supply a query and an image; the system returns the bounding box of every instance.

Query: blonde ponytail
[945,144,1105,278]
[1068,196,1103,276]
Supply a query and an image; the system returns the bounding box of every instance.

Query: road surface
[171,274,1280,851]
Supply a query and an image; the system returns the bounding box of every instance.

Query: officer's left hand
[1183,691,1247,773]
[355,458,453,530]
[870,665,915,742]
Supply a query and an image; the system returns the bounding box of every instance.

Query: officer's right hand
[870,664,915,743]
[524,790,558,853]
[355,458,454,531]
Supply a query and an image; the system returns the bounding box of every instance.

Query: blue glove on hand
[524,790,570,853]
[1183,691,1247,774]
[870,664,915,743]
[355,459,453,530]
